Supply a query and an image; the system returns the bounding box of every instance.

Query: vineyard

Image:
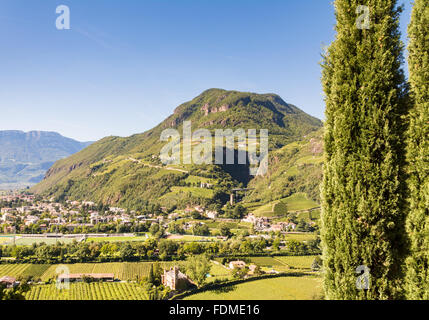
[24,282,149,300]
[0,264,30,277]
[246,255,317,273]
[0,261,187,281]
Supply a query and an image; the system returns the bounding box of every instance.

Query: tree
[149,223,160,236]
[0,281,30,300]
[147,264,155,285]
[272,238,281,251]
[232,204,247,219]
[158,240,178,257]
[320,0,408,299]
[405,0,429,300]
[119,243,135,261]
[192,224,210,236]
[253,265,263,276]
[311,256,323,272]
[152,262,162,286]
[232,266,249,280]
[287,213,298,224]
[191,211,202,220]
[219,223,232,238]
[296,219,307,232]
[185,254,211,288]
[149,223,165,239]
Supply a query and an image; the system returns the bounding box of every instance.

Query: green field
[274,255,316,270]
[204,221,251,230]
[207,262,232,282]
[11,237,77,246]
[248,255,316,272]
[0,236,13,244]
[167,235,219,242]
[249,256,285,267]
[252,193,319,217]
[282,193,319,211]
[184,275,322,300]
[283,233,317,242]
[85,236,149,243]
[0,264,32,278]
[24,282,148,300]
[297,209,321,221]
[162,186,214,199]
[296,155,324,165]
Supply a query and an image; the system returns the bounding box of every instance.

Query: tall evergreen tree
[320,0,408,299]
[405,0,429,300]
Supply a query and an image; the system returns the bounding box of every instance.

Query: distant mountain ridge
[0,130,92,189]
[32,89,323,212]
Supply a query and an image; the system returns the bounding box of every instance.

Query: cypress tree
[148,263,155,285]
[320,0,408,299]
[405,0,429,300]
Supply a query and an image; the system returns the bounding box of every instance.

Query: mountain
[0,131,92,189]
[32,89,323,213]
[242,128,323,216]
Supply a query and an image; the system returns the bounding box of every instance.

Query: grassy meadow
[184,275,323,300]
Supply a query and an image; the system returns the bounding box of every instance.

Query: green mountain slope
[242,128,323,215]
[32,89,322,212]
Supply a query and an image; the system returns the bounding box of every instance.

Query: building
[205,210,218,219]
[24,215,40,226]
[161,267,194,291]
[200,182,213,189]
[0,276,18,288]
[242,214,257,224]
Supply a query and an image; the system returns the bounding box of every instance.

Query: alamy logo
[56,265,70,290]
[356,265,370,290]
[356,5,370,30]
[56,5,70,30]
[160,121,269,176]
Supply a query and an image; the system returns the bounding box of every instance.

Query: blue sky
[0,0,412,141]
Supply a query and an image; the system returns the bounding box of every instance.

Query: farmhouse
[205,210,218,219]
[161,267,194,291]
[242,214,257,224]
[0,276,18,288]
[229,260,246,269]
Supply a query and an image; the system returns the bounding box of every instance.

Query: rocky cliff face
[201,103,231,116]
